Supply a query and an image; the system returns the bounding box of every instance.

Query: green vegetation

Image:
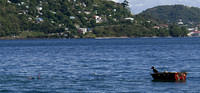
[93,24,188,37]
[0,0,189,39]
[18,31,46,38]
[140,5,200,24]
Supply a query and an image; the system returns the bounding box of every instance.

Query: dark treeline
[93,24,188,37]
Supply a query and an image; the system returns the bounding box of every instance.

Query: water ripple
[0,38,199,92]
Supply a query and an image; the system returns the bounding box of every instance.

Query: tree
[122,0,129,8]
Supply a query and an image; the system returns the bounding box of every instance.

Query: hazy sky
[112,0,200,14]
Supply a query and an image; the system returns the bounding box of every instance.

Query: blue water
[0,38,200,92]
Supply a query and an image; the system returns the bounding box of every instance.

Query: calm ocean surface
[0,38,200,93]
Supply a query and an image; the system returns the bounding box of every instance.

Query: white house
[36,17,44,22]
[124,17,134,21]
[177,19,184,25]
[84,11,91,15]
[178,21,184,25]
[94,16,103,23]
[70,16,76,20]
[7,0,11,3]
[36,6,43,11]
[78,28,88,34]
[188,28,195,31]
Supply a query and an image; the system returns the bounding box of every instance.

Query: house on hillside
[188,28,195,31]
[153,24,168,29]
[36,6,43,11]
[36,17,44,23]
[78,28,93,34]
[159,24,168,28]
[177,19,184,25]
[153,26,160,29]
[94,16,103,23]
[70,16,76,20]
[7,0,11,3]
[78,28,87,34]
[188,31,200,37]
[84,11,91,15]
[124,17,134,21]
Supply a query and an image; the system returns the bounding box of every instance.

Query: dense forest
[140,5,200,25]
[0,0,188,39]
[93,24,188,37]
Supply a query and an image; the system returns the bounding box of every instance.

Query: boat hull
[151,72,187,82]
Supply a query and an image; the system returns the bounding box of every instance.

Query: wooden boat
[151,72,187,82]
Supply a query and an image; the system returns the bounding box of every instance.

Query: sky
[112,0,200,14]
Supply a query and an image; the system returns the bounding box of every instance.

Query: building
[153,26,160,29]
[70,16,76,20]
[188,31,200,37]
[153,24,168,29]
[124,17,134,21]
[159,24,168,28]
[36,17,44,23]
[94,16,103,23]
[78,28,88,34]
[177,19,184,25]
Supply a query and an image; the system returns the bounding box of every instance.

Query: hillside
[0,0,188,38]
[0,0,132,38]
[140,5,200,24]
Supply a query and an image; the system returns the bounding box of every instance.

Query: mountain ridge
[140,5,200,25]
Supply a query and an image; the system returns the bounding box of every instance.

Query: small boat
[151,66,187,82]
[151,72,187,82]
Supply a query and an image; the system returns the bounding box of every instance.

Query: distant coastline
[95,36,129,39]
[0,36,191,40]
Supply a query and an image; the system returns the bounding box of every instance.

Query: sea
[0,37,200,93]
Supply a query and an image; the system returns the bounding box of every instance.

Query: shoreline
[0,36,193,40]
[95,36,129,39]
